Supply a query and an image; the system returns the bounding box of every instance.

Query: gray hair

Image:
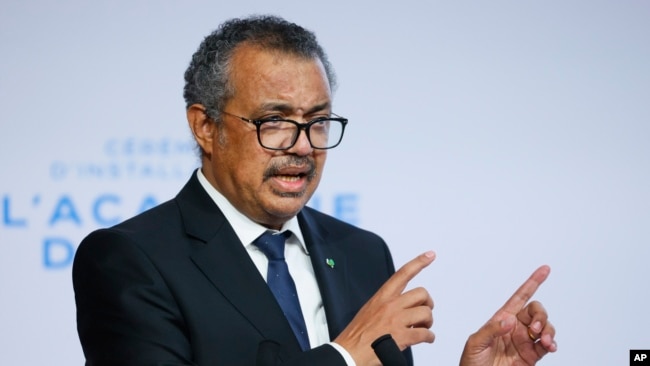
[183,15,337,121]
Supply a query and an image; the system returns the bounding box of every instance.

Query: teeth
[277,175,301,182]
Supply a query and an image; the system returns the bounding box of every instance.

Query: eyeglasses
[221,111,348,150]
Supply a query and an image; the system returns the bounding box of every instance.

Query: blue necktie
[253,231,311,351]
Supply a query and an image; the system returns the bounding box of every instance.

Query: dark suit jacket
[73,172,413,365]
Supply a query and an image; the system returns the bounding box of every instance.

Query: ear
[187,104,217,156]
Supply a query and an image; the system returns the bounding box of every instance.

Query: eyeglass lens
[259,119,344,149]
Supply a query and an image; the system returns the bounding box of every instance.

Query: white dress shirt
[196,169,355,365]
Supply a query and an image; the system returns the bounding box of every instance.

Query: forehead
[227,44,332,113]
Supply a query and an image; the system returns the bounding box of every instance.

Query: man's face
[202,44,332,229]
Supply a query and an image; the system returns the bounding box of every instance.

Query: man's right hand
[334,251,436,366]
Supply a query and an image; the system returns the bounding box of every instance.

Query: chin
[266,200,307,220]
[263,187,315,218]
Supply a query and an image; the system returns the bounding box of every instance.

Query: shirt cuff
[328,342,357,366]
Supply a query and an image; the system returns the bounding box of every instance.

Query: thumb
[467,316,516,351]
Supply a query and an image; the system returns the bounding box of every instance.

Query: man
[73,15,556,366]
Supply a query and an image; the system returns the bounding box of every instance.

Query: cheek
[216,128,264,166]
[222,145,272,184]
[314,152,327,172]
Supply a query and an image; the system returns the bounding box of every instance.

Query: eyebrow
[257,101,332,116]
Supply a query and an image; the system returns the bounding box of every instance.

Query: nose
[286,128,313,156]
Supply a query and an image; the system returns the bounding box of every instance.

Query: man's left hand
[459,265,558,366]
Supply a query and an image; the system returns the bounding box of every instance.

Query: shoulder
[75,198,182,258]
[299,206,395,273]
[300,206,385,243]
[117,198,181,232]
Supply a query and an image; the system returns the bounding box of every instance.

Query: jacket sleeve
[73,229,197,366]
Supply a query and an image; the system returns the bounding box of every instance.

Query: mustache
[263,156,316,181]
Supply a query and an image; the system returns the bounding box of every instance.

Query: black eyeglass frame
[220,111,349,151]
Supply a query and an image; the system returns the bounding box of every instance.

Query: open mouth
[274,173,306,182]
[264,159,315,183]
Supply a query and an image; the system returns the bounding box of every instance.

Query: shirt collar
[196,169,308,253]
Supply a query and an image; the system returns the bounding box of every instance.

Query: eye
[259,114,285,121]
[256,115,286,128]
[310,118,330,132]
[310,116,329,123]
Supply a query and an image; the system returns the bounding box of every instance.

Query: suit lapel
[175,173,303,353]
[298,209,351,340]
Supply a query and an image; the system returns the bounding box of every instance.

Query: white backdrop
[1,1,649,365]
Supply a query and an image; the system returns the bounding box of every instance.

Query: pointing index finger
[500,265,551,313]
[379,251,436,299]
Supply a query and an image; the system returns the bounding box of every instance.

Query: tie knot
[253,231,290,261]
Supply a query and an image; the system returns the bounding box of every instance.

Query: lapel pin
[325,258,335,269]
